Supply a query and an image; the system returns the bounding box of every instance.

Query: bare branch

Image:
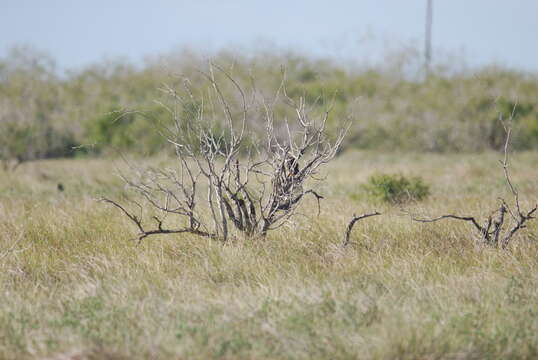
[343,211,381,247]
[412,214,483,234]
[411,106,536,248]
[100,198,216,243]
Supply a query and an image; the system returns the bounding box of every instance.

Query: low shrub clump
[363,173,430,203]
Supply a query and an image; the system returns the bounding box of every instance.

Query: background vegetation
[2,45,538,164]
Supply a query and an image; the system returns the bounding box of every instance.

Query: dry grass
[1,151,537,359]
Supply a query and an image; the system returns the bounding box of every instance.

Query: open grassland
[1,151,538,359]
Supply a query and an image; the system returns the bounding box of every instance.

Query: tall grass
[1,151,537,359]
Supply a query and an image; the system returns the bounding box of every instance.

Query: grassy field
[1,151,538,359]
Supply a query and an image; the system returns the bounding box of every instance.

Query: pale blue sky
[1,0,538,72]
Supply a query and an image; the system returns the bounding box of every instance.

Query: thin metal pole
[425,0,433,73]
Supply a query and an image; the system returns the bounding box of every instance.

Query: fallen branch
[343,211,381,247]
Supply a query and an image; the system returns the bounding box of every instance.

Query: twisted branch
[343,211,381,247]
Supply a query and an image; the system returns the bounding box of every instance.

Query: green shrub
[362,173,430,203]
[84,108,166,155]
[0,121,78,169]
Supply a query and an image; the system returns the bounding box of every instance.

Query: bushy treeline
[1,45,538,164]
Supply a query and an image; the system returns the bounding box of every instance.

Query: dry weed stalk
[103,65,349,242]
[412,117,536,248]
